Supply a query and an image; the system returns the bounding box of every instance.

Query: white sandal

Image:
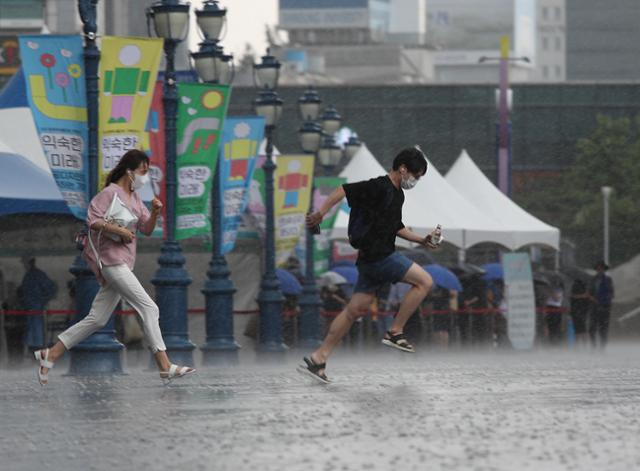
[34,349,54,386]
[159,364,196,384]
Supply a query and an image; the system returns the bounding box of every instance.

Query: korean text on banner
[274,155,314,266]
[176,82,230,240]
[19,35,89,219]
[97,36,163,188]
[313,177,346,275]
[503,252,536,350]
[219,116,265,254]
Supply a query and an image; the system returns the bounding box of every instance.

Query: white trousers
[59,264,166,353]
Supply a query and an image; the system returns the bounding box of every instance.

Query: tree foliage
[515,115,640,267]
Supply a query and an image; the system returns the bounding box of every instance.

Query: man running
[300,146,439,383]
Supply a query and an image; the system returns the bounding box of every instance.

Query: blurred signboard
[428,0,536,66]
[280,0,388,30]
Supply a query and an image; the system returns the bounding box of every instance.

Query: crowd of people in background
[311,258,615,351]
[0,255,617,363]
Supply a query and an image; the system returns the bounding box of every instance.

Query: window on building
[542,66,549,79]
[555,65,562,78]
[555,7,562,21]
[542,7,549,21]
[555,36,562,51]
[542,36,549,51]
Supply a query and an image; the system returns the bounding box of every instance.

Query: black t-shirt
[570,279,590,314]
[343,175,404,263]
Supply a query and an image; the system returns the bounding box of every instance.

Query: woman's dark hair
[392,146,428,176]
[104,149,150,188]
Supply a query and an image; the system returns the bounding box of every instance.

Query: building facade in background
[275,0,569,85]
[566,0,640,81]
[427,0,565,83]
[277,0,434,85]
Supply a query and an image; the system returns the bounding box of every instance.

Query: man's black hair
[392,146,428,176]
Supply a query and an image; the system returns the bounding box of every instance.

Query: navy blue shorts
[354,252,414,294]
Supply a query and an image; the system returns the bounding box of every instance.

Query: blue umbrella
[275,268,302,295]
[330,265,358,285]
[481,263,503,281]
[423,264,463,292]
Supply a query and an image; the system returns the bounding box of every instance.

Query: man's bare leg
[310,292,374,371]
[389,263,433,334]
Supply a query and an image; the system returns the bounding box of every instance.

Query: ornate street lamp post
[148,0,195,366]
[253,50,287,352]
[68,0,124,375]
[190,0,239,364]
[344,135,362,160]
[296,88,324,348]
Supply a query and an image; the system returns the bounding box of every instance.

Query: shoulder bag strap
[87,192,118,271]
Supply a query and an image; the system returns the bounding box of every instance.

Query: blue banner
[19,35,89,219]
[218,116,264,254]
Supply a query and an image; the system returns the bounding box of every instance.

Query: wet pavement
[1,344,640,471]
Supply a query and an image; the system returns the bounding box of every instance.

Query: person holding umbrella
[299,146,440,383]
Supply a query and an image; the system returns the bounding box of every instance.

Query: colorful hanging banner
[313,176,346,275]
[175,82,230,240]
[218,116,265,254]
[19,35,89,219]
[97,36,163,188]
[144,80,166,237]
[274,155,314,266]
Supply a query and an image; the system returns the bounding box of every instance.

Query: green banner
[313,176,346,276]
[175,83,230,240]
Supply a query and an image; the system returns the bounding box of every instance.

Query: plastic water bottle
[432,224,443,245]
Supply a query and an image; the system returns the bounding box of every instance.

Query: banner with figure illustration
[97,36,163,188]
[19,35,89,220]
[175,82,230,240]
[218,116,264,254]
[313,176,346,275]
[274,155,314,266]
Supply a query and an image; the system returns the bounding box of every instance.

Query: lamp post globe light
[253,50,287,353]
[344,135,362,160]
[317,136,343,169]
[298,87,322,122]
[190,1,239,365]
[296,89,324,348]
[191,0,233,84]
[68,0,124,375]
[148,0,195,366]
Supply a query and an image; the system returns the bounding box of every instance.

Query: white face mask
[130,172,149,191]
[401,173,417,190]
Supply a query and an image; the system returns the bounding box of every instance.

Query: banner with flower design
[18,35,89,220]
[97,36,163,188]
[175,82,231,240]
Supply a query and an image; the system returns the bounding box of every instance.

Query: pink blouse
[83,183,151,285]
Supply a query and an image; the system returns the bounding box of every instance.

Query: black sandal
[382,331,415,353]
[297,356,331,384]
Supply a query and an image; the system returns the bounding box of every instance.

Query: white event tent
[445,150,560,250]
[331,144,515,249]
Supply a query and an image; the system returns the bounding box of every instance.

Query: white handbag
[88,193,138,269]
